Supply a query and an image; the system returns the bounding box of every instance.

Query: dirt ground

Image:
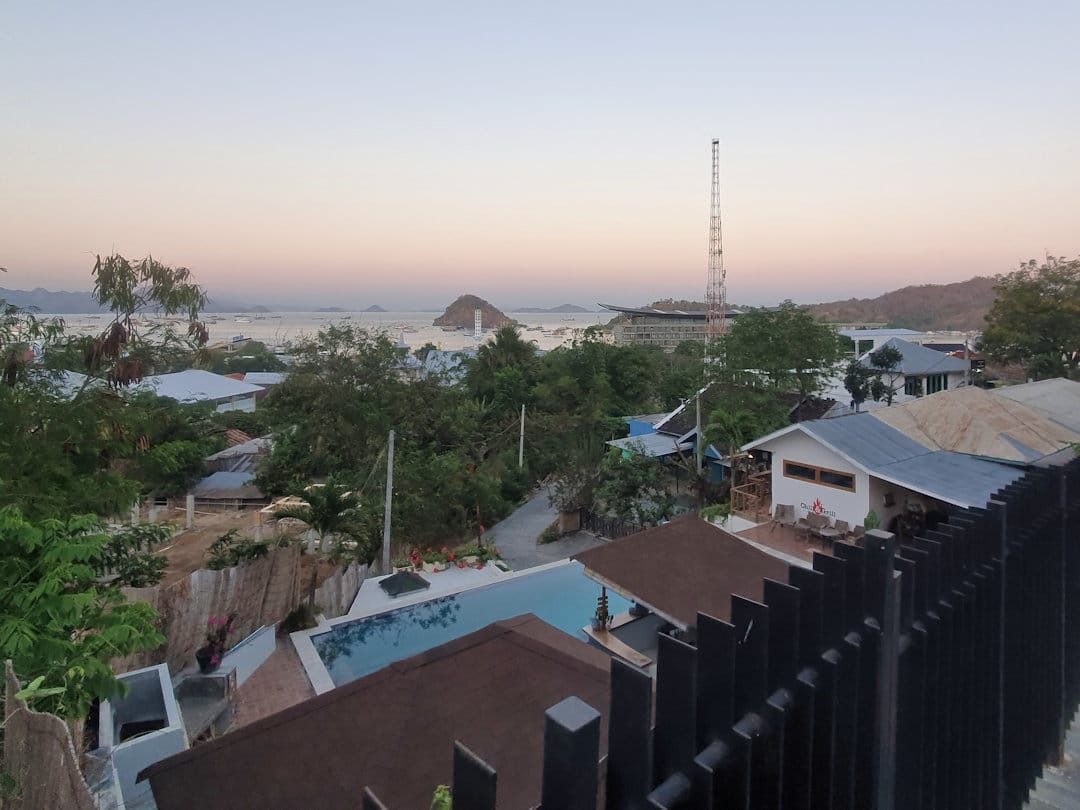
[150,509,340,588]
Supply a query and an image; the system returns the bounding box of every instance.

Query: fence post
[864,528,900,810]
[539,696,601,810]
[186,493,195,529]
[452,741,497,810]
[606,659,653,809]
[653,632,697,786]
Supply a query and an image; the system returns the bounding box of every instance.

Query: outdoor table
[814,526,841,549]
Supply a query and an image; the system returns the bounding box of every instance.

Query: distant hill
[806,277,998,331]
[605,277,999,332]
[1,286,253,313]
[364,304,387,312]
[434,294,516,329]
[513,303,592,313]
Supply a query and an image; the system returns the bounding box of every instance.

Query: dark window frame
[782,459,857,493]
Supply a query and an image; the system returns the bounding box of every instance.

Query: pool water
[312,562,629,686]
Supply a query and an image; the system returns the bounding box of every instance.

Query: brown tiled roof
[224,428,253,447]
[573,514,789,627]
[140,615,611,810]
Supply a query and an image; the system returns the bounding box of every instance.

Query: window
[904,376,922,397]
[783,462,816,481]
[783,459,857,492]
[926,374,948,394]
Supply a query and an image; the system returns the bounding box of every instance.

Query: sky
[1,2,1078,310]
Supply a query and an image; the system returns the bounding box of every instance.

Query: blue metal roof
[858,337,969,375]
[607,433,693,458]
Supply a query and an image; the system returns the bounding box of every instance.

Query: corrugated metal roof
[191,471,264,499]
[746,413,1026,507]
[992,378,1080,432]
[607,433,693,457]
[141,369,264,402]
[243,372,287,386]
[858,337,969,375]
[870,386,1080,463]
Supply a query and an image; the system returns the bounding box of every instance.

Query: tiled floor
[232,637,314,729]
[736,521,834,563]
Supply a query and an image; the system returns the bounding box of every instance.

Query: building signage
[800,497,836,519]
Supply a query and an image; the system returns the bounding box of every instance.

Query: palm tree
[273,480,371,558]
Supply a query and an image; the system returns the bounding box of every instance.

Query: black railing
[366,459,1080,809]
[580,508,641,540]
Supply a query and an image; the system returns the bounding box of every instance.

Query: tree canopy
[982,256,1080,380]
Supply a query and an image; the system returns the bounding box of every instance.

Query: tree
[715,301,843,399]
[0,509,164,718]
[465,325,538,407]
[273,479,378,563]
[982,255,1080,380]
[866,345,903,404]
[595,448,675,527]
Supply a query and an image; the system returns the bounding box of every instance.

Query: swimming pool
[311,562,630,686]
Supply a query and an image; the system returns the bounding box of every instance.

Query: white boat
[235,316,251,324]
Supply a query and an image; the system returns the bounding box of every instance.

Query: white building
[141,369,265,412]
[839,328,925,354]
[743,413,1024,531]
[857,337,970,399]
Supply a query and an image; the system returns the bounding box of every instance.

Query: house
[422,347,476,383]
[743,413,1026,533]
[856,336,969,398]
[139,615,611,810]
[242,371,286,402]
[204,435,273,473]
[141,369,264,412]
[869,385,1080,466]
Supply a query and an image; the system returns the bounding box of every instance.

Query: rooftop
[870,386,1080,464]
[839,328,925,339]
[857,336,969,375]
[599,303,743,319]
[745,413,1027,507]
[140,614,611,810]
[991,378,1080,433]
[139,369,264,403]
[573,514,788,628]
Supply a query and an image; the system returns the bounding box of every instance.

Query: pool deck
[232,637,315,729]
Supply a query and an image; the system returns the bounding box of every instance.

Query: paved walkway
[232,637,314,729]
[483,487,605,570]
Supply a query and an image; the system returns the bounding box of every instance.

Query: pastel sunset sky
[2,2,1077,310]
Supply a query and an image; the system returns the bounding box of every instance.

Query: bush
[539,521,561,544]
[206,528,270,570]
[279,603,317,633]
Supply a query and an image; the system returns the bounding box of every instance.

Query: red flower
[457,560,466,568]
[447,552,455,561]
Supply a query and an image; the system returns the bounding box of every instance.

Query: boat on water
[235,316,251,324]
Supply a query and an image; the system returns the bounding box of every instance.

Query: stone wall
[2,662,96,810]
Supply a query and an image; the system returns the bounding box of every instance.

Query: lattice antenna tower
[705,138,727,350]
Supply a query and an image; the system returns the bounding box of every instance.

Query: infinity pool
[312,562,629,686]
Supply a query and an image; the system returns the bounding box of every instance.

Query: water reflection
[314,595,462,671]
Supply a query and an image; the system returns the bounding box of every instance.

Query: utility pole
[381,430,395,574]
[695,393,703,476]
[519,404,526,468]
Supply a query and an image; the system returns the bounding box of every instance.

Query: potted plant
[195,613,236,674]
[591,589,611,632]
[391,558,412,574]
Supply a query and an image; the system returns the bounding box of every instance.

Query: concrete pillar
[130,504,140,525]
[186,494,195,530]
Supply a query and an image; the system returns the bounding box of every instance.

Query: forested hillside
[806,276,997,330]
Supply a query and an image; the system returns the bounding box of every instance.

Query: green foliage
[204,340,285,374]
[714,301,843,398]
[843,345,902,409]
[431,785,452,810]
[0,509,164,718]
[595,448,675,527]
[274,480,380,565]
[212,408,271,438]
[206,528,269,570]
[99,523,173,587]
[982,255,1080,380]
[864,510,881,530]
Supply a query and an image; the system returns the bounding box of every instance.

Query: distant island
[316,306,345,313]
[433,294,515,329]
[363,305,387,312]
[513,303,592,313]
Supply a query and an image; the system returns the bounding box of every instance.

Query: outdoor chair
[797,512,829,544]
[771,504,797,533]
[834,520,850,541]
[850,525,866,546]
[810,514,840,548]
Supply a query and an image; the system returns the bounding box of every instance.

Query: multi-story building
[599,303,739,350]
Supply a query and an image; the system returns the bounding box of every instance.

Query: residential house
[242,371,286,403]
[991,377,1080,433]
[141,369,264,413]
[743,413,1025,533]
[139,615,611,810]
[856,336,969,399]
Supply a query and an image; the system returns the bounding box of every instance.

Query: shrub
[206,528,269,570]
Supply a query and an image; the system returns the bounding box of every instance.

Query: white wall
[765,430,870,528]
[214,394,257,413]
[220,624,276,686]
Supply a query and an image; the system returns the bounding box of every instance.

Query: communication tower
[705,138,727,344]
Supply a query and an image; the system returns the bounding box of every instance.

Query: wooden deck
[583,624,653,668]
